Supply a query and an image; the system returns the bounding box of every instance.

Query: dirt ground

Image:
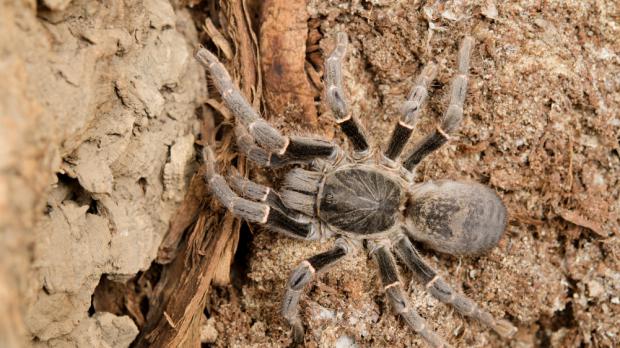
[1,0,618,347]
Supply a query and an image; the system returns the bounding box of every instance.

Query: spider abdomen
[317,167,402,234]
[405,180,507,256]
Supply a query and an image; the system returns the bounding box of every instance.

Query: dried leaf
[206,99,232,120]
[558,208,608,237]
[203,18,233,60]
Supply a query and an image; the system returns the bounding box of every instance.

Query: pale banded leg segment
[235,126,336,168]
[282,168,323,195]
[278,168,323,217]
[228,174,300,218]
[402,36,474,172]
[325,32,370,155]
[203,147,318,240]
[369,242,450,348]
[393,233,517,338]
[222,167,323,221]
[235,125,287,167]
[383,62,438,163]
[196,48,287,154]
[282,239,350,344]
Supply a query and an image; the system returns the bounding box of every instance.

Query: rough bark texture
[260,0,320,128]
[1,0,619,348]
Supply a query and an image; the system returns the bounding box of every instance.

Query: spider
[195,32,517,347]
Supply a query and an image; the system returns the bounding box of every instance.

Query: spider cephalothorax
[195,32,516,347]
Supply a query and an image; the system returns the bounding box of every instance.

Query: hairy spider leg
[228,174,301,219]
[383,63,437,163]
[282,239,350,344]
[203,147,319,240]
[195,48,337,162]
[369,241,450,348]
[402,36,474,172]
[393,232,517,338]
[234,126,336,168]
[324,32,371,156]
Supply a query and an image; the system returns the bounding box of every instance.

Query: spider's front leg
[203,147,319,240]
[282,238,351,344]
[369,241,450,348]
[195,48,337,166]
[402,36,474,172]
[325,32,371,157]
[393,232,518,339]
[234,125,337,168]
[383,62,438,163]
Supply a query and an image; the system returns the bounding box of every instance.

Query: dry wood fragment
[203,18,233,60]
[134,213,237,347]
[260,0,319,128]
[136,1,260,346]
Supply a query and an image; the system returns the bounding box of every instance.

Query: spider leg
[229,167,321,218]
[402,36,474,172]
[234,125,337,168]
[195,48,337,163]
[234,125,288,168]
[325,32,371,156]
[392,232,517,338]
[203,147,319,240]
[278,168,323,217]
[282,238,351,344]
[382,63,437,163]
[369,241,450,348]
[228,174,300,218]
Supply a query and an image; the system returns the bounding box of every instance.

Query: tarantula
[195,32,517,347]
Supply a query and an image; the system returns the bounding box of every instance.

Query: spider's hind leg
[382,62,437,164]
[369,240,450,348]
[392,232,517,338]
[235,125,338,168]
[195,49,338,167]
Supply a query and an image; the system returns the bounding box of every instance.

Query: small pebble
[336,335,358,348]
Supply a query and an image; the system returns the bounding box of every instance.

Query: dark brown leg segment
[402,129,448,171]
[384,63,437,161]
[285,135,337,161]
[370,242,450,348]
[337,116,369,153]
[325,32,371,156]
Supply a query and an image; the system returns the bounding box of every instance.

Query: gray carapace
[318,165,402,234]
[195,32,517,348]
